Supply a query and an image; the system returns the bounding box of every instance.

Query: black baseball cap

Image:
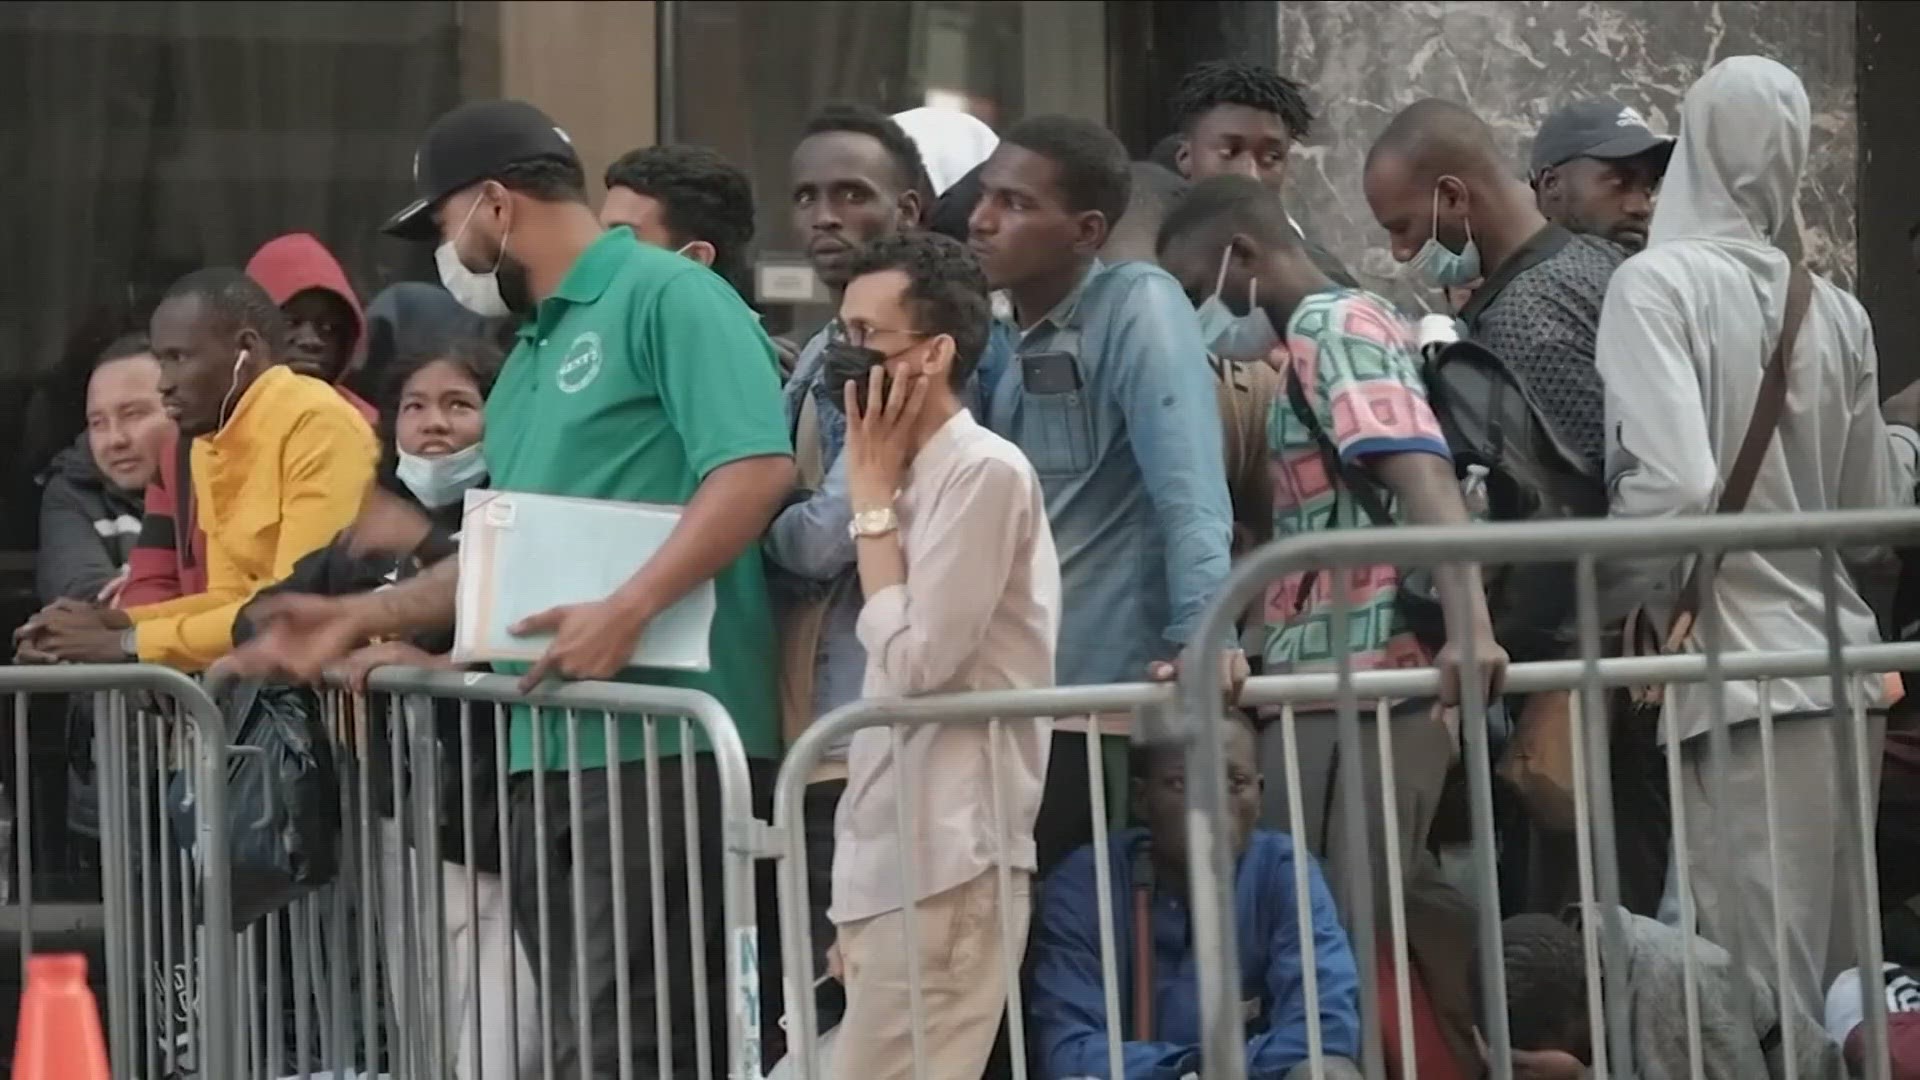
[1529,98,1675,181]
[382,100,580,240]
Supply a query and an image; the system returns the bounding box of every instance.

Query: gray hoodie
[1595,56,1913,737]
[1595,905,1842,1080]
[35,433,144,604]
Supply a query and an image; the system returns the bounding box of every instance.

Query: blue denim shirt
[982,260,1233,686]
[766,320,1019,730]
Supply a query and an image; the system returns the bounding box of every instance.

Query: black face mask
[820,340,891,417]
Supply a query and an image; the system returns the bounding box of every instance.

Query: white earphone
[217,348,250,430]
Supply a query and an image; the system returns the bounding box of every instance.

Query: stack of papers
[453,489,714,671]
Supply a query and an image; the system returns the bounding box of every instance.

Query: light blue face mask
[1194,246,1280,363]
[1407,179,1481,288]
[396,441,488,509]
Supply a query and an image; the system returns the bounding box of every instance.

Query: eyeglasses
[827,318,928,353]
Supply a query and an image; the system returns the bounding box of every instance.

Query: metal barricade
[0,663,234,1080]
[1175,508,1920,1080]
[270,666,763,1080]
[773,683,1175,1080]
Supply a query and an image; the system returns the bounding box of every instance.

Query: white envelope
[453,489,715,672]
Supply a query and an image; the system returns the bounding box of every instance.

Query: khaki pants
[835,870,1032,1080]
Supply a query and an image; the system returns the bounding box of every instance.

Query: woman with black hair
[232,335,538,1080]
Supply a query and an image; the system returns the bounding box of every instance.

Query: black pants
[507,754,780,1080]
[801,779,848,1033]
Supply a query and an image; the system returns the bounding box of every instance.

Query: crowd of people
[11,47,1920,1080]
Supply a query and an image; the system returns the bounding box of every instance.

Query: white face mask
[436,191,512,318]
[1193,247,1279,363]
[395,442,487,508]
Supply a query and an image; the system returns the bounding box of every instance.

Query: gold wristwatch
[848,506,899,540]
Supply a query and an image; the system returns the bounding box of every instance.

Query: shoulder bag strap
[1672,265,1813,622]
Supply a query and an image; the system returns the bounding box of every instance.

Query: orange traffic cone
[13,953,108,1080]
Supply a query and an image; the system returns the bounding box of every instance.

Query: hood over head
[245,232,368,379]
[891,106,999,198]
[40,431,144,512]
[42,432,106,489]
[1648,56,1809,252]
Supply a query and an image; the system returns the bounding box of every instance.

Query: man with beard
[228,99,794,1080]
[1365,98,1619,476]
[770,105,1017,1039]
[1529,99,1674,253]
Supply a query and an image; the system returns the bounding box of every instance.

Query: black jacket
[35,434,144,604]
[233,489,502,870]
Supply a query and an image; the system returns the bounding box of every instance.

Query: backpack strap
[1283,368,1397,614]
[1284,366,1396,528]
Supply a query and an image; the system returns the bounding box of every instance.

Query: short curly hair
[1001,114,1132,232]
[493,154,589,204]
[842,232,990,390]
[802,104,927,196]
[1480,913,1591,1055]
[161,267,286,352]
[1172,60,1316,143]
[605,144,757,297]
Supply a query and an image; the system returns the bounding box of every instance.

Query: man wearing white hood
[1597,55,1919,1018]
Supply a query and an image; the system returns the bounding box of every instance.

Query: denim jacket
[766,321,1019,746]
[982,260,1233,686]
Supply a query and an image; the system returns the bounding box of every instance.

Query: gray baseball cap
[1529,98,1675,180]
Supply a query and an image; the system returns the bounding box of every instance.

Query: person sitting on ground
[1027,713,1361,1080]
[15,268,378,670]
[36,332,175,606]
[1489,910,1841,1080]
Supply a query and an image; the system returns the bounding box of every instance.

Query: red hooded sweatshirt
[244,233,378,423]
[119,234,377,608]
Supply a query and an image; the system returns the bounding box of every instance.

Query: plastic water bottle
[1461,463,1491,519]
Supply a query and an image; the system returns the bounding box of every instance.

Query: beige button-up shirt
[830,409,1060,925]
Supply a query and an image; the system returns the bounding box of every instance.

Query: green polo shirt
[483,227,790,771]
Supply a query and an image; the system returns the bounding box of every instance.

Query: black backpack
[1283,338,1607,663]
[1420,338,1608,661]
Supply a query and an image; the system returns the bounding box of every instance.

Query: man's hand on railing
[332,640,453,694]
[1147,648,1251,707]
[1434,624,1508,709]
[223,594,371,683]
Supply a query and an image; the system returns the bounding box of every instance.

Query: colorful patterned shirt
[1262,289,1450,675]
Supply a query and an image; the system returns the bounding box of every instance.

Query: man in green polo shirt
[234,100,794,1079]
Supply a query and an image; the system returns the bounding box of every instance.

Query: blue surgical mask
[1194,246,1280,363]
[1407,180,1480,288]
[396,442,488,509]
